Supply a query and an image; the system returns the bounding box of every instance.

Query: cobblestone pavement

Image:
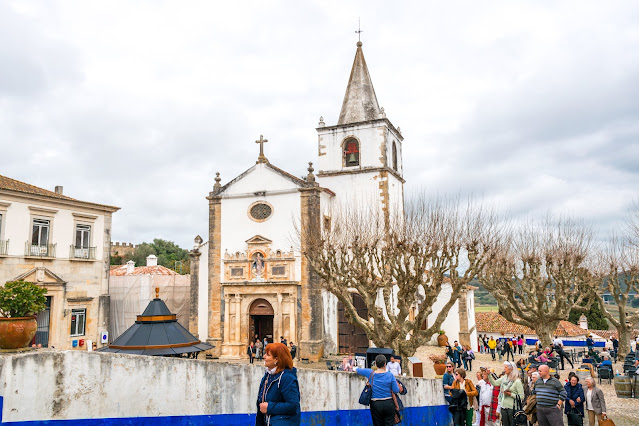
[414,345,639,426]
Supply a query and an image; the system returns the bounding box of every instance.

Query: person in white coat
[474,368,494,426]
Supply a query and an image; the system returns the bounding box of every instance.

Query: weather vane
[355,17,363,42]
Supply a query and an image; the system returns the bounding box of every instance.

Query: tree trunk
[536,323,556,349]
[618,324,631,359]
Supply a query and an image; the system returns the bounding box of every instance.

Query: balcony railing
[0,240,8,256]
[25,242,56,258]
[70,245,96,260]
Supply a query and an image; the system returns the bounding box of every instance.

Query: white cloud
[2,0,638,248]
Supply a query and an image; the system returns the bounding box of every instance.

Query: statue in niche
[251,252,265,279]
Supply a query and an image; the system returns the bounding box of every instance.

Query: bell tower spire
[338,41,382,125]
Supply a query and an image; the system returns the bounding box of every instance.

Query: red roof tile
[589,329,639,340]
[0,174,119,210]
[110,265,177,276]
[476,312,587,337]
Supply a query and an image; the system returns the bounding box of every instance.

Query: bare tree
[302,196,503,372]
[479,217,596,348]
[594,236,639,358]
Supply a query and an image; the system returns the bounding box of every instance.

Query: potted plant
[0,280,47,349]
[429,352,448,375]
[437,330,449,347]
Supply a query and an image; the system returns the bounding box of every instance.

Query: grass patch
[475,306,499,312]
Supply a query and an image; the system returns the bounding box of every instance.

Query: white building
[195,41,477,359]
[0,175,119,350]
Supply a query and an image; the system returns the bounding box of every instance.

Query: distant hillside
[471,278,497,306]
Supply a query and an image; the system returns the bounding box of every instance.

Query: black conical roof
[97,297,213,356]
[141,298,172,316]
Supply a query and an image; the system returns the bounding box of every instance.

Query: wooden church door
[337,293,369,354]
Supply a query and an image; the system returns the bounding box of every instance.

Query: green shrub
[0,280,47,317]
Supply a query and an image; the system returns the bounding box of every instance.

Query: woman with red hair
[256,342,301,425]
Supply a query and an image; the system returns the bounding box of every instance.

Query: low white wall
[0,350,448,423]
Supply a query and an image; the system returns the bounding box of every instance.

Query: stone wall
[0,350,451,425]
[110,241,137,258]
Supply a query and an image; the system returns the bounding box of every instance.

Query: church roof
[215,161,335,197]
[338,41,382,125]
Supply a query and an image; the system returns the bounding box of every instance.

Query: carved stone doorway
[249,298,274,345]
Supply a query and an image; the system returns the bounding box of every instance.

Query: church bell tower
[315,41,405,225]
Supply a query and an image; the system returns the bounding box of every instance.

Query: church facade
[193,42,476,360]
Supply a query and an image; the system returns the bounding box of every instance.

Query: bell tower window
[392,142,398,171]
[343,138,360,167]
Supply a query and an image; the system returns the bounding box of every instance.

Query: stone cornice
[28,206,59,216]
[316,117,404,141]
[0,189,119,214]
[317,166,405,183]
[72,212,98,221]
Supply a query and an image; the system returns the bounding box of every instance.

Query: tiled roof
[589,329,639,340]
[0,175,119,210]
[476,312,587,337]
[110,264,177,276]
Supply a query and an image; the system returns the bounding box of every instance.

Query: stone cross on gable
[256,134,268,163]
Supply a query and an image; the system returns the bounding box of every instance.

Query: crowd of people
[442,336,620,426]
[247,335,296,364]
[252,340,408,426]
[250,333,628,425]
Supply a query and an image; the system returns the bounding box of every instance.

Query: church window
[249,202,273,222]
[323,216,331,230]
[271,265,286,276]
[230,267,244,277]
[392,142,398,171]
[343,138,360,167]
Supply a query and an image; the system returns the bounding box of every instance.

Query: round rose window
[250,203,272,221]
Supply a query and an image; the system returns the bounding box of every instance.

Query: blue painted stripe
[0,397,451,426]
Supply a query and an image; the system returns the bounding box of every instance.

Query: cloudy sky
[2,1,638,248]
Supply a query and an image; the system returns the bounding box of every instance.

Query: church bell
[347,153,356,164]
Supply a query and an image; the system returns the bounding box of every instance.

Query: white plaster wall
[219,167,302,282]
[0,351,446,422]
[317,123,387,172]
[0,198,105,260]
[323,290,338,354]
[198,241,209,340]
[467,290,478,352]
[224,163,300,195]
[317,173,384,214]
[427,284,461,347]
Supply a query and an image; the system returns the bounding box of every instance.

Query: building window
[248,202,273,222]
[70,309,86,337]
[75,224,91,248]
[392,142,398,171]
[230,267,244,277]
[32,219,50,246]
[272,265,286,276]
[0,214,6,256]
[343,138,360,167]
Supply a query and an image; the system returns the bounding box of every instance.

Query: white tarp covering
[109,274,190,342]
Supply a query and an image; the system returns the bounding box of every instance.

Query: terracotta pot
[0,317,37,349]
[437,333,449,347]
[433,362,447,375]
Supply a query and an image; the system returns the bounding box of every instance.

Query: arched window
[392,142,398,171]
[343,138,360,167]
